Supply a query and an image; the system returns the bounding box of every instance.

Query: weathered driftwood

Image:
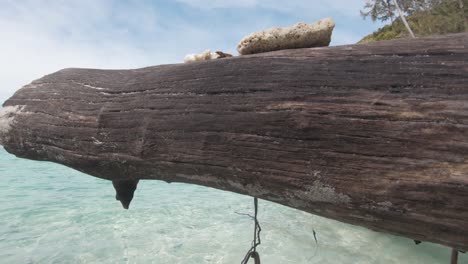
[1,33,467,251]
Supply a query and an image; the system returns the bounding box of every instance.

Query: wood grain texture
[2,33,468,250]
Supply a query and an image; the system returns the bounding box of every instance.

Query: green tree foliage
[360,0,396,22]
[359,0,467,43]
[361,0,455,21]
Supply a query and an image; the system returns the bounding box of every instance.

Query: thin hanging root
[250,251,260,264]
[241,197,261,264]
[112,179,139,209]
[451,248,458,264]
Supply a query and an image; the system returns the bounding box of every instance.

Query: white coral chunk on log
[237,17,335,55]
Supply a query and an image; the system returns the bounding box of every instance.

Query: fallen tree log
[1,33,467,251]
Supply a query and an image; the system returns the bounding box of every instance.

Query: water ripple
[0,147,464,264]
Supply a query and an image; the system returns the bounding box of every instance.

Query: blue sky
[0,0,385,103]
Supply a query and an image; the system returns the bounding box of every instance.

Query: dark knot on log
[112,180,139,209]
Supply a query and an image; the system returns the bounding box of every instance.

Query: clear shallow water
[0,147,465,264]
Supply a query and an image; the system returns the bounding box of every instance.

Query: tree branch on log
[393,0,416,38]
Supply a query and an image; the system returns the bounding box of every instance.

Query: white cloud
[174,0,382,46]
[175,0,257,9]
[0,0,382,104]
[0,0,218,103]
[0,1,156,103]
[175,0,366,17]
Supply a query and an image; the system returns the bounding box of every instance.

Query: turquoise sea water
[0,147,465,264]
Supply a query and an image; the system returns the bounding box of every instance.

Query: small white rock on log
[184,50,232,63]
[237,17,335,55]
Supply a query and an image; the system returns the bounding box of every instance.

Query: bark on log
[1,33,467,251]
